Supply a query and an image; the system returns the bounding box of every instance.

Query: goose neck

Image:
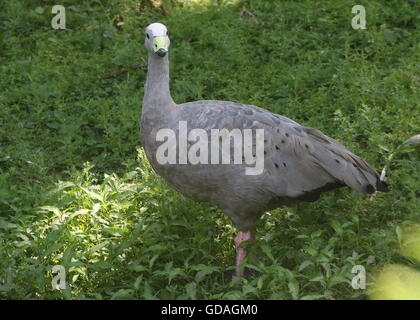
[144,53,175,109]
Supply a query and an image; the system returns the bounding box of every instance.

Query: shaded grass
[0,0,419,299]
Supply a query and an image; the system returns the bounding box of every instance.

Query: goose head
[145,23,170,57]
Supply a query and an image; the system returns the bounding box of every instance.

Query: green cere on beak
[153,36,168,54]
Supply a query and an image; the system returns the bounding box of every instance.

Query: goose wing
[176,100,387,201]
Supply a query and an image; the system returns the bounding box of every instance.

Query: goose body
[140,23,388,276]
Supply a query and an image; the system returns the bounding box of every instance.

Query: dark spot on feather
[275,145,279,150]
[305,144,309,149]
[264,151,267,155]
[335,159,340,163]
[277,129,280,133]
[281,140,285,143]
[272,117,281,125]
[283,162,287,167]
[285,133,289,137]
[274,163,279,168]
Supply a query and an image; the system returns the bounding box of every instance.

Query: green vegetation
[0,0,419,299]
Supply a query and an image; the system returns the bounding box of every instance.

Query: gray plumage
[140,23,388,233]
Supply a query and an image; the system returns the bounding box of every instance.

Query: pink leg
[234,230,254,277]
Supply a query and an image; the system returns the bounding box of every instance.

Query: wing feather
[176,100,387,201]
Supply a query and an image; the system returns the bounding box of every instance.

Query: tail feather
[306,128,389,194]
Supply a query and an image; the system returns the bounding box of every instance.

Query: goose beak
[156,48,167,57]
[153,36,168,57]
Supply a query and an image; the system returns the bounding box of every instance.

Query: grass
[0,0,419,299]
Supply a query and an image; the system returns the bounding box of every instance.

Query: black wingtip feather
[297,182,345,202]
[376,180,389,192]
[365,184,375,194]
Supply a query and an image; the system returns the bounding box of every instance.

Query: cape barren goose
[140,23,388,277]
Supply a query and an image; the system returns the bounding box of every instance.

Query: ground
[0,0,419,299]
